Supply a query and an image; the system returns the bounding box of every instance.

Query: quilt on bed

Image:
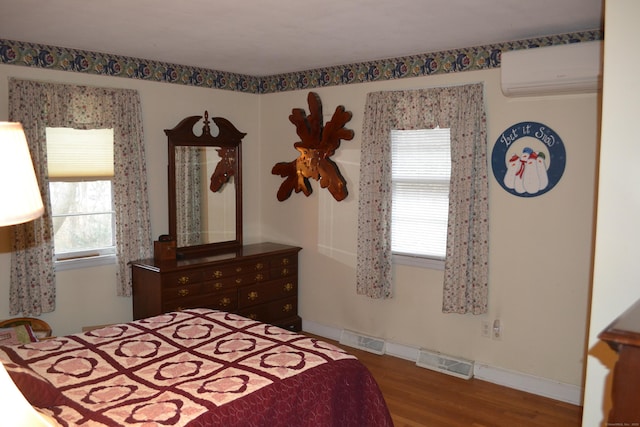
[0,309,393,426]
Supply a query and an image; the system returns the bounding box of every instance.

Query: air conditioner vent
[339,330,386,355]
[500,41,602,97]
[416,348,474,380]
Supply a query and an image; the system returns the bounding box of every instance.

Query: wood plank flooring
[310,334,583,427]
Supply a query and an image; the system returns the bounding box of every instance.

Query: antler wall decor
[271,92,354,201]
[209,145,237,192]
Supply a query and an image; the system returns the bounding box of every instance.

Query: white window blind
[46,128,114,179]
[391,128,451,260]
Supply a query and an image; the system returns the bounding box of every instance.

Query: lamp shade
[0,122,45,226]
[0,362,59,426]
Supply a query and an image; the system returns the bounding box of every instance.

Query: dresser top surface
[600,298,640,348]
[132,242,301,272]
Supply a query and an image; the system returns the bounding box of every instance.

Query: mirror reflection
[174,146,236,247]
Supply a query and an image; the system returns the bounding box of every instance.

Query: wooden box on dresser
[131,242,302,331]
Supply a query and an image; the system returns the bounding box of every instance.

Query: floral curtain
[357,83,489,314]
[8,78,152,314]
[175,146,202,246]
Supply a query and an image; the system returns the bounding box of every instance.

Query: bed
[0,308,393,426]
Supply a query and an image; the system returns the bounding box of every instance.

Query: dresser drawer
[238,278,298,308]
[201,263,244,281]
[238,305,268,322]
[243,259,270,273]
[270,253,296,269]
[163,282,203,301]
[162,270,204,287]
[270,264,297,279]
[238,296,297,323]
[201,277,237,293]
[268,296,297,320]
[163,277,236,300]
[273,316,302,332]
[232,271,270,286]
[269,255,296,278]
[162,289,237,313]
[202,259,269,279]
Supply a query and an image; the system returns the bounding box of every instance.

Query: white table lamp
[0,122,54,425]
[0,362,60,426]
[0,122,44,227]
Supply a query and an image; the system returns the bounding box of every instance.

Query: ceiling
[0,0,603,77]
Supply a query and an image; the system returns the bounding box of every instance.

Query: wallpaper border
[0,30,601,94]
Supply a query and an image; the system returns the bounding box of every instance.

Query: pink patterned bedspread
[0,309,393,426]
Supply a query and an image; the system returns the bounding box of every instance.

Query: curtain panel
[8,79,152,314]
[175,146,203,246]
[357,83,489,314]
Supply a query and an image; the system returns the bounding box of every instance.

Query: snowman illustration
[535,152,549,189]
[504,147,549,195]
[503,153,520,190]
[493,122,565,198]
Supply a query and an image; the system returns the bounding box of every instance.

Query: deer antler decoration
[271,92,354,201]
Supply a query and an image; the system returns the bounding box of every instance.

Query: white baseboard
[303,319,342,341]
[302,319,583,406]
[473,363,582,405]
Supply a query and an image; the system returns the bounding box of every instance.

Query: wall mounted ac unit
[500,41,602,97]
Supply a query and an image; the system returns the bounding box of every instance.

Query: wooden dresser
[131,242,302,331]
[599,298,640,424]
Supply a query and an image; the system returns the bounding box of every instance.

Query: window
[46,127,116,270]
[391,128,451,269]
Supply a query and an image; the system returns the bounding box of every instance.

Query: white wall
[582,0,640,425]
[0,64,260,335]
[259,68,598,394]
[0,50,599,401]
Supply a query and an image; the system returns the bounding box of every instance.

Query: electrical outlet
[492,319,502,340]
[481,320,491,337]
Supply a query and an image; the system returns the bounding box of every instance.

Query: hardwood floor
[312,335,583,427]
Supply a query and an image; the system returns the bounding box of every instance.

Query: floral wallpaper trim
[0,39,260,93]
[0,30,601,94]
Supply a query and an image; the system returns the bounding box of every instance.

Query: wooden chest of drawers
[599,298,640,424]
[131,242,302,331]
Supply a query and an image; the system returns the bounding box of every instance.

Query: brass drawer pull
[248,291,259,301]
[178,276,189,285]
[282,258,290,266]
[178,288,189,297]
[219,297,231,307]
[212,270,223,278]
[255,273,264,281]
[283,282,294,292]
[235,278,243,284]
[255,262,264,270]
[283,303,293,312]
[281,268,290,276]
[214,282,223,290]
[236,266,243,273]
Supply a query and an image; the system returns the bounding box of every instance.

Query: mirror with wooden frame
[167,111,245,258]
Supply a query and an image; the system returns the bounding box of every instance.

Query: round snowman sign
[491,122,566,197]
